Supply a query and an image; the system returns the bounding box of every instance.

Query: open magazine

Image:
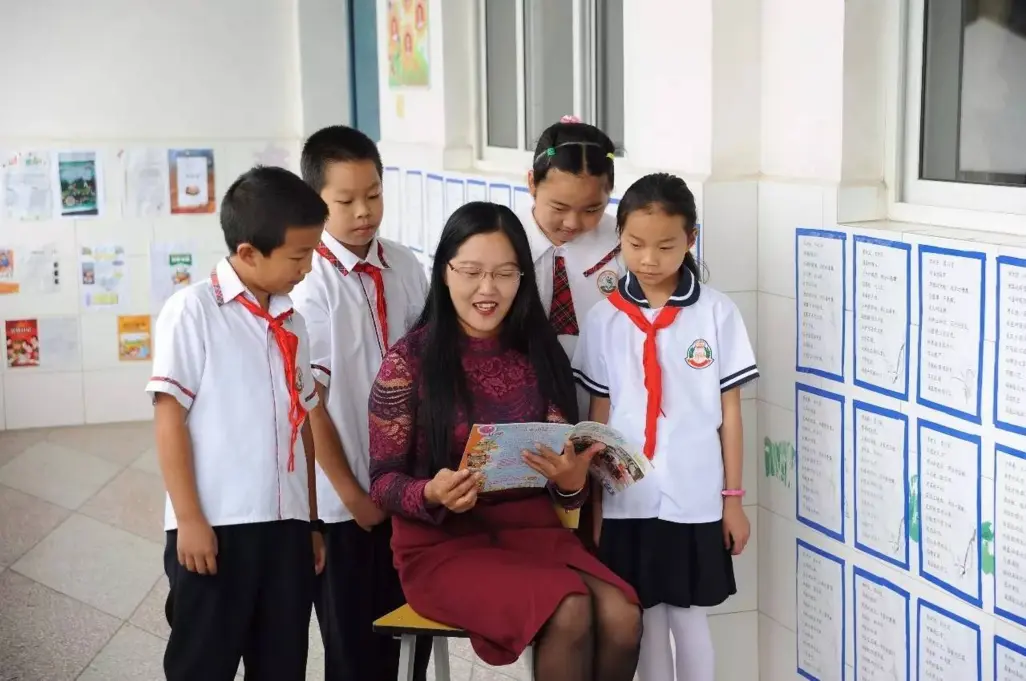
[458,421,652,495]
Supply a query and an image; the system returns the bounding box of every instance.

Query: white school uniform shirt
[145,257,320,531]
[572,267,759,524]
[522,210,624,417]
[290,233,428,524]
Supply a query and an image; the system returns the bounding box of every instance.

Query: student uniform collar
[316,231,391,276]
[525,209,622,277]
[211,257,295,317]
[619,266,701,309]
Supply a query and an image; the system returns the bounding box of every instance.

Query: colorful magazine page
[459,422,573,492]
[569,421,652,495]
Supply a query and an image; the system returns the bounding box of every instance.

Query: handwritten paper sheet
[995,446,1026,622]
[124,147,169,217]
[382,167,402,241]
[917,602,980,681]
[796,230,846,380]
[425,174,444,256]
[854,236,910,397]
[996,257,1026,432]
[796,386,844,539]
[37,316,81,371]
[513,186,532,216]
[917,246,985,420]
[467,180,487,203]
[854,403,908,566]
[919,421,981,603]
[854,570,908,681]
[797,541,844,681]
[490,183,512,208]
[403,171,424,252]
[3,151,53,221]
[444,178,465,223]
[20,245,61,294]
[996,637,1026,680]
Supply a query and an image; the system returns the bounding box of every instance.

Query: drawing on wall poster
[5,319,39,368]
[3,150,53,221]
[117,315,152,361]
[387,0,430,87]
[168,149,216,214]
[56,151,102,217]
[0,248,17,294]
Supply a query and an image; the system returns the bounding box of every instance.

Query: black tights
[533,572,642,681]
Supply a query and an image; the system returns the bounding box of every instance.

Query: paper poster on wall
[20,244,61,294]
[3,150,53,221]
[853,568,909,681]
[80,245,127,309]
[995,445,1026,627]
[168,149,216,214]
[489,183,512,208]
[853,235,911,400]
[916,245,986,423]
[996,636,1026,680]
[917,419,982,606]
[386,0,429,87]
[55,150,103,218]
[513,186,532,217]
[853,401,909,569]
[425,174,444,256]
[382,166,402,241]
[124,147,170,217]
[5,319,39,367]
[466,179,487,203]
[0,248,17,294]
[149,243,195,313]
[796,540,845,681]
[37,317,81,371]
[795,384,845,542]
[995,256,1026,435]
[253,143,291,169]
[795,228,846,382]
[444,177,465,224]
[916,600,981,681]
[117,315,152,361]
[403,171,425,252]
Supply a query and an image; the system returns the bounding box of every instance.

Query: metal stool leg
[397,635,416,681]
[432,637,451,681]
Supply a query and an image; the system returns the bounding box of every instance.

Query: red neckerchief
[607,289,681,460]
[233,293,305,472]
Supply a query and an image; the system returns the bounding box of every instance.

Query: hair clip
[606,153,615,160]
[546,147,556,157]
[560,114,582,124]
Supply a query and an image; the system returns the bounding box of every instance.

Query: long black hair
[616,172,703,281]
[414,201,580,474]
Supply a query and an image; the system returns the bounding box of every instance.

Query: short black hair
[532,120,616,190]
[220,166,328,256]
[301,125,384,192]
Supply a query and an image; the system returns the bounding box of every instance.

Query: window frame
[475,0,612,172]
[895,0,1026,221]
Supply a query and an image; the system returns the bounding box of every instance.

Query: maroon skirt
[390,495,639,666]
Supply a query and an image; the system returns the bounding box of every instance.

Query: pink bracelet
[722,489,745,497]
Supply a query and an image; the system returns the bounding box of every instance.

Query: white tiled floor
[0,422,531,681]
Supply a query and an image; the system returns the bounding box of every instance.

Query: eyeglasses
[447,263,523,286]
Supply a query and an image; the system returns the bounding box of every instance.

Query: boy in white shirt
[292,126,431,681]
[148,166,328,681]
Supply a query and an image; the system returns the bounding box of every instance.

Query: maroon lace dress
[368,329,638,666]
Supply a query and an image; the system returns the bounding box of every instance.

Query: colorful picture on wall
[387,0,430,87]
[117,315,152,361]
[168,148,216,214]
[0,249,18,294]
[6,319,39,368]
[56,151,102,217]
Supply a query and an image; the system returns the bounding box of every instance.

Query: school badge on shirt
[685,339,714,369]
[596,270,618,296]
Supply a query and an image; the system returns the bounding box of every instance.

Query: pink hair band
[721,489,745,497]
[560,114,582,124]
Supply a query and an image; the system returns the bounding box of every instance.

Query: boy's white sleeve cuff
[146,376,196,410]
